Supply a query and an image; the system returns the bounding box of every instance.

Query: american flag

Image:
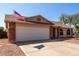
[13,10,25,21]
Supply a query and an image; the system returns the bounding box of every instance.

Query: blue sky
[0,3,79,27]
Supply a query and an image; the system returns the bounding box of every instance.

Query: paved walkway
[19,41,79,56]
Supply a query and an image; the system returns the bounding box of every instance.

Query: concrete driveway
[19,40,79,56]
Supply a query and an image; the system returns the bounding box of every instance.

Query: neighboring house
[5,15,73,42]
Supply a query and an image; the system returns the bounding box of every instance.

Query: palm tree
[66,16,73,27]
[74,17,79,33]
[60,14,67,24]
[60,13,79,39]
[76,17,79,25]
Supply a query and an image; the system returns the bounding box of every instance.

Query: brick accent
[7,22,16,42]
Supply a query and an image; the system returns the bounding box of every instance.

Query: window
[37,18,41,21]
[60,29,63,35]
[67,29,70,35]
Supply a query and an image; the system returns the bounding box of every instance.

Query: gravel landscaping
[65,38,79,44]
[0,39,25,56]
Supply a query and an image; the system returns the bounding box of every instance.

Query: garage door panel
[16,26,49,41]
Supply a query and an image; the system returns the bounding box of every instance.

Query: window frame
[67,29,71,35]
[36,18,41,21]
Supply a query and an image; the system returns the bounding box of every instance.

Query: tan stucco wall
[15,22,50,28]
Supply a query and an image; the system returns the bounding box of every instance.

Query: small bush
[0,27,7,39]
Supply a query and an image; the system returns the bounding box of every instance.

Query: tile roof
[52,21,72,28]
[5,15,54,25]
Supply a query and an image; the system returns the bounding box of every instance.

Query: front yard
[0,38,79,56]
[0,39,25,56]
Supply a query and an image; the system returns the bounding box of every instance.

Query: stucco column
[55,28,57,38]
[49,26,53,39]
[70,28,73,37]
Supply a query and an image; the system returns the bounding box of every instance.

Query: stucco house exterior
[5,15,73,42]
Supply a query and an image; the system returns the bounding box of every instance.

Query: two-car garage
[15,23,50,42]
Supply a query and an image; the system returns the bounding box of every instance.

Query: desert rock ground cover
[0,39,25,56]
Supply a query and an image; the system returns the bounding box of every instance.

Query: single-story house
[5,15,73,42]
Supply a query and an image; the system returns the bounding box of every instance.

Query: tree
[72,14,79,26]
[66,16,73,27]
[60,14,67,24]
[75,25,79,33]
[60,14,74,27]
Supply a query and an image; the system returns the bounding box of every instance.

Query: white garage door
[16,26,49,41]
